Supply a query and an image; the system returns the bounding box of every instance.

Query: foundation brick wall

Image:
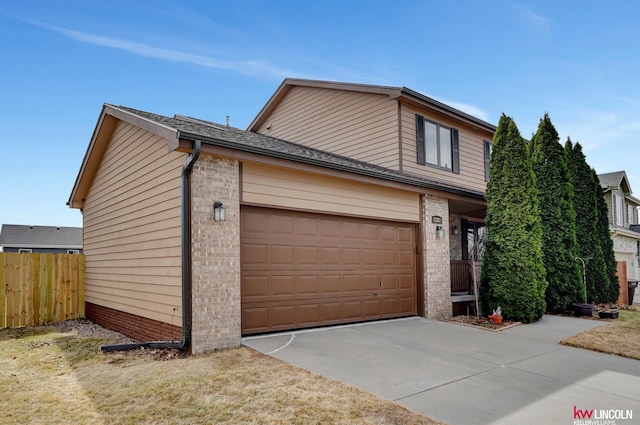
[190,154,241,354]
[423,194,452,319]
[86,302,182,342]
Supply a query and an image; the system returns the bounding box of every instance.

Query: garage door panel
[398,250,414,266]
[271,214,294,234]
[298,246,319,264]
[242,275,269,299]
[320,247,341,265]
[271,276,295,297]
[243,243,268,265]
[380,225,397,241]
[362,224,379,240]
[241,206,417,334]
[343,275,362,292]
[320,302,342,321]
[296,218,319,237]
[298,304,320,324]
[342,222,361,239]
[320,275,342,293]
[381,250,397,265]
[320,219,341,237]
[398,273,415,289]
[343,248,361,265]
[297,275,320,295]
[272,245,294,264]
[272,306,295,327]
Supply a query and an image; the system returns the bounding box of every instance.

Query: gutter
[178,131,486,201]
[102,140,201,353]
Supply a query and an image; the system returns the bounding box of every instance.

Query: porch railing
[450,260,474,294]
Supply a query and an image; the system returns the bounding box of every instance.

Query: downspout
[102,140,201,352]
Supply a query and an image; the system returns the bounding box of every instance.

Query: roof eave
[399,88,496,133]
[68,104,180,209]
[178,131,485,201]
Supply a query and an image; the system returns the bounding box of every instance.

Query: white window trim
[614,193,624,226]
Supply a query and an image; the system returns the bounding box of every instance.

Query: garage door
[241,206,417,334]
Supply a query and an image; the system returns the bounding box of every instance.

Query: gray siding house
[0,224,83,254]
[598,171,640,303]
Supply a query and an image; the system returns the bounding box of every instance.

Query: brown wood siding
[401,104,491,194]
[242,163,420,222]
[82,121,184,325]
[255,86,400,169]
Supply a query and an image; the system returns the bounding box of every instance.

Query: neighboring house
[68,78,495,354]
[598,171,640,301]
[0,224,82,254]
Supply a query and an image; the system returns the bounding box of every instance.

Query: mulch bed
[446,315,521,331]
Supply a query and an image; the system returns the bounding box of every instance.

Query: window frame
[628,204,635,225]
[614,193,625,226]
[415,114,459,173]
[483,140,492,182]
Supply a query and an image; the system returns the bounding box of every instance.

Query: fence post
[0,253,6,328]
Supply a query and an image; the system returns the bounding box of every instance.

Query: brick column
[422,194,452,319]
[190,154,241,354]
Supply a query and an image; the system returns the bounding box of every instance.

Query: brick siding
[422,194,452,319]
[86,302,182,342]
[189,154,242,354]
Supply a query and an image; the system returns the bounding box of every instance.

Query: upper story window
[628,205,636,225]
[416,115,459,174]
[484,140,492,182]
[614,193,624,226]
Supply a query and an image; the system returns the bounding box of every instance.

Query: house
[0,224,82,254]
[598,171,640,303]
[68,78,495,354]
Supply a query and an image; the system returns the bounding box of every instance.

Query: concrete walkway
[243,315,640,425]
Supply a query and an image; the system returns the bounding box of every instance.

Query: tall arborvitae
[565,140,608,303]
[592,168,620,302]
[530,114,584,311]
[480,114,547,323]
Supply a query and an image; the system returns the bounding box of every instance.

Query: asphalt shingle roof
[112,105,485,200]
[598,171,626,189]
[0,225,82,249]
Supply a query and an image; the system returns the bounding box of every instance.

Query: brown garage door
[241,206,417,334]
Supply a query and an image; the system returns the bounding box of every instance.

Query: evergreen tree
[565,140,608,303]
[480,114,547,323]
[593,168,620,302]
[530,114,584,311]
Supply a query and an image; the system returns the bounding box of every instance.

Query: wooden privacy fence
[0,252,85,328]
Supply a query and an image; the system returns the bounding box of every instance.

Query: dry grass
[560,308,640,360]
[0,323,445,425]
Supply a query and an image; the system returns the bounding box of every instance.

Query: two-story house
[598,171,640,303]
[68,79,494,353]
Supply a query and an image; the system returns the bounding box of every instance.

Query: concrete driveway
[243,315,640,425]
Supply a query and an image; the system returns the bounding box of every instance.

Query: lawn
[560,307,640,360]
[0,321,444,425]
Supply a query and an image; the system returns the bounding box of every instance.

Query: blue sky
[2,0,640,228]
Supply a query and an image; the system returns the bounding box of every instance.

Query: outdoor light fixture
[213,201,226,222]
[451,225,460,235]
[436,225,445,239]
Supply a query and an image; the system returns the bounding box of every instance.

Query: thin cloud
[513,4,550,34]
[29,20,293,79]
[443,99,491,122]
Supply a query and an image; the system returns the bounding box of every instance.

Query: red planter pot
[488,314,503,325]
